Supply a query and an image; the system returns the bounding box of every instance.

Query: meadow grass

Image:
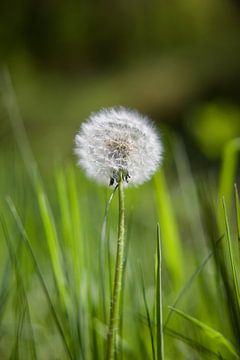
[0,71,240,359]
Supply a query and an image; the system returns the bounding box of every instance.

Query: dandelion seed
[75,106,163,186]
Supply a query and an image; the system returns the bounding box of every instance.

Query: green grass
[1,70,240,359]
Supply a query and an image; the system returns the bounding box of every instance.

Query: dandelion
[74,106,163,360]
[74,106,163,187]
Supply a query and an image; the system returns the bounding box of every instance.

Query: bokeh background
[1,2,240,359]
[1,0,240,169]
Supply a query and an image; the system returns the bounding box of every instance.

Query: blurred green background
[1,0,240,168]
[1,2,240,359]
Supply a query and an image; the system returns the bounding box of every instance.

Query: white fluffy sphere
[74,107,163,186]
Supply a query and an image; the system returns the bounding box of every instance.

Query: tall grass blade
[218,138,240,227]
[154,170,184,287]
[55,166,85,358]
[55,167,72,249]
[201,193,240,342]
[1,215,38,360]
[165,327,223,359]
[35,175,68,307]
[10,303,26,360]
[169,307,239,358]
[67,165,83,290]
[165,236,223,328]
[0,67,37,179]
[1,67,68,308]
[155,224,164,360]
[0,254,10,325]
[222,198,240,313]
[234,185,240,242]
[139,262,155,360]
[6,197,73,360]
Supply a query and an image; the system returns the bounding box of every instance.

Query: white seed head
[74,106,163,187]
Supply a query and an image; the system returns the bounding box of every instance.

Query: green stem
[106,175,125,360]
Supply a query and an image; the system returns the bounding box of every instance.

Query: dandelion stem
[106,174,125,360]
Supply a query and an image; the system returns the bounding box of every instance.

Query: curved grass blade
[6,197,73,360]
[154,170,184,287]
[35,175,69,307]
[139,262,155,360]
[0,253,11,325]
[10,303,26,360]
[169,307,239,359]
[0,67,37,177]
[67,165,83,282]
[1,67,68,309]
[218,138,240,228]
[1,215,38,360]
[234,185,240,242]
[165,327,224,359]
[222,197,240,314]
[165,235,223,328]
[55,167,72,250]
[55,166,86,359]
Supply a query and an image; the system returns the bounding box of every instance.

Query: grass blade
[6,197,73,360]
[67,164,84,276]
[0,67,37,177]
[169,307,239,358]
[165,236,223,328]
[165,327,224,359]
[1,68,68,309]
[218,138,240,228]
[155,224,164,360]
[35,175,68,307]
[0,254,11,325]
[222,197,240,313]
[234,185,240,242]
[139,262,155,360]
[1,215,38,360]
[154,170,184,287]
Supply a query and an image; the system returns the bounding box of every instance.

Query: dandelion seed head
[74,106,163,186]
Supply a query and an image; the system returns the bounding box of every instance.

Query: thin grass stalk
[67,165,84,277]
[165,328,223,359]
[0,253,11,325]
[6,197,73,360]
[169,307,239,358]
[234,185,240,242]
[164,236,223,328]
[139,262,155,360]
[223,198,240,313]
[154,170,184,287]
[218,138,240,229]
[1,68,68,308]
[0,67,37,176]
[155,224,164,360]
[1,216,38,360]
[106,174,125,360]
